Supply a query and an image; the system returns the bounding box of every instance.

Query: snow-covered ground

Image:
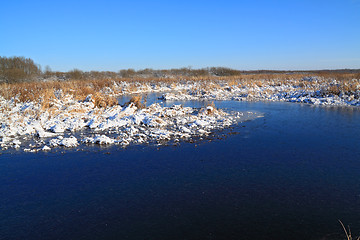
[1,77,359,152]
[0,93,257,152]
[117,77,360,106]
[159,78,360,106]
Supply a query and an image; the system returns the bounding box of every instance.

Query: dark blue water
[1,101,360,240]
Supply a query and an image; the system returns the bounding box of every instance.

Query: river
[1,100,360,240]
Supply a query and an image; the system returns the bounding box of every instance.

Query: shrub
[119,69,136,78]
[67,69,85,80]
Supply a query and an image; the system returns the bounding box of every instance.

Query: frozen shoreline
[0,94,257,152]
[1,77,359,152]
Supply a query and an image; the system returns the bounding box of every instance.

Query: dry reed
[123,95,144,109]
[1,72,359,110]
[339,220,360,240]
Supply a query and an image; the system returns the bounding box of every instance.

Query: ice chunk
[49,122,66,133]
[12,139,21,145]
[192,119,210,127]
[180,126,192,134]
[82,135,115,145]
[42,146,51,151]
[49,136,78,147]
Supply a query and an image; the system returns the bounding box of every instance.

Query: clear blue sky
[1,0,359,71]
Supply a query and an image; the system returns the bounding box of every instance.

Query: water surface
[1,101,360,240]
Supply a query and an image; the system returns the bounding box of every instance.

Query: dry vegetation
[124,95,145,109]
[0,79,119,109]
[1,56,360,107]
[1,72,360,108]
[339,220,360,240]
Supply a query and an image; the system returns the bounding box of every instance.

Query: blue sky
[1,0,359,71]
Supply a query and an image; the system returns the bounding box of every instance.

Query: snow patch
[49,136,79,148]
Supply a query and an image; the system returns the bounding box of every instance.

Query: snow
[0,93,248,152]
[1,77,359,152]
[158,79,360,106]
[82,135,115,145]
[49,136,79,148]
[42,146,51,151]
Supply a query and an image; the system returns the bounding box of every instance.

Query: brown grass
[123,95,144,109]
[92,92,118,108]
[326,85,341,96]
[205,101,216,114]
[1,72,359,110]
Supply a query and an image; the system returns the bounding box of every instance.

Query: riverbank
[2,100,360,240]
[0,93,253,152]
[1,76,359,151]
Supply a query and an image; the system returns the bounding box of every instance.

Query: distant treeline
[1,56,360,83]
[0,56,41,83]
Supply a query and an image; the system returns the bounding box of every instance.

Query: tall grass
[123,95,145,109]
[0,73,359,109]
